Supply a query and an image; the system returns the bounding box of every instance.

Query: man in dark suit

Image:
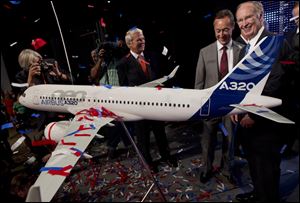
[195,9,242,183]
[287,1,299,50]
[233,2,292,202]
[117,28,177,172]
[281,1,299,158]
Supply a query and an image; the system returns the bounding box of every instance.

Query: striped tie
[245,43,250,54]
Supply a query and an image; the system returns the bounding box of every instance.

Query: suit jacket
[117,52,160,86]
[239,29,291,99]
[286,29,299,50]
[194,40,242,89]
[235,35,247,46]
[239,29,292,120]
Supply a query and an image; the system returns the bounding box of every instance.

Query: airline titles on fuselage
[40,90,87,106]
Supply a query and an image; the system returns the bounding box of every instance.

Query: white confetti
[162,46,168,56]
[177,148,184,153]
[11,136,26,151]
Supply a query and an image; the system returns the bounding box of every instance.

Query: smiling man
[194,9,242,184]
[117,28,178,172]
[234,1,293,202]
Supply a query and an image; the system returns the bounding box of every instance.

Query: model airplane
[22,35,293,202]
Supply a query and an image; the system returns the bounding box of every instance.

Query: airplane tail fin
[214,35,283,96]
[191,35,284,119]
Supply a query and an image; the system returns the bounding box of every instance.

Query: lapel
[143,54,152,79]
[239,28,272,59]
[207,42,219,73]
[232,41,242,66]
[211,42,220,80]
[256,29,272,45]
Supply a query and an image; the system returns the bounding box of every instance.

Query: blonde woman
[16,49,69,91]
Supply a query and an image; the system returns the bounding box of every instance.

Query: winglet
[167,65,180,79]
[139,65,180,87]
[26,186,41,202]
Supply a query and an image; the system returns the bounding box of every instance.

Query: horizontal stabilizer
[139,65,179,87]
[230,104,295,124]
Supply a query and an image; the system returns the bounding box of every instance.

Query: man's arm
[90,49,106,83]
[90,59,103,82]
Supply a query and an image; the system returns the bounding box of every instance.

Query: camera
[96,41,128,60]
[96,42,118,58]
[40,58,56,72]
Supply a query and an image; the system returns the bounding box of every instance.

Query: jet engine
[44,120,71,142]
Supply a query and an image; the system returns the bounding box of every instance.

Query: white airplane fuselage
[20,36,287,124]
[19,84,281,122]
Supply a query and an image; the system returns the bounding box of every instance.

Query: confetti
[50,123,255,202]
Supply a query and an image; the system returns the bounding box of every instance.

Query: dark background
[1,0,296,88]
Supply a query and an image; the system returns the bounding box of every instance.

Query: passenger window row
[40,96,190,108]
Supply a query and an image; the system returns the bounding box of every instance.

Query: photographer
[15,49,69,92]
[15,49,70,124]
[90,40,131,158]
[13,49,69,164]
[90,40,127,86]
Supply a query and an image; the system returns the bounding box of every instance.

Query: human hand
[98,48,106,59]
[230,114,239,124]
[240,114,255,128]
[28,62,41,78]
[49,61,61,77]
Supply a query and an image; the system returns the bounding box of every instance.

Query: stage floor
[8,121,299,202]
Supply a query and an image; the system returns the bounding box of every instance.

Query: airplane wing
[230,104,295,124]
[139,65,179,87]
[26,111,114,202]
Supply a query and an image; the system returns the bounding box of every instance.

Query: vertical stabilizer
[190,35,284,119]
[215,35,283,96]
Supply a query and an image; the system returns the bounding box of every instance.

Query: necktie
[245,43,250,55]
[220,46,228,79]
[138,55,149,76]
